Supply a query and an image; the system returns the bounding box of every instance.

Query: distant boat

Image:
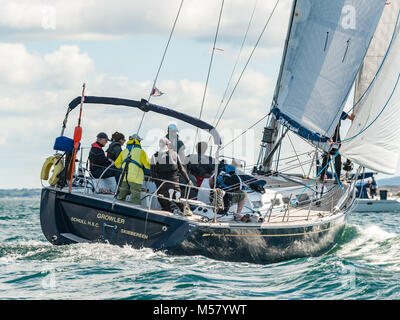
[352,181,400,212]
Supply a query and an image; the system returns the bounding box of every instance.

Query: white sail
[352,1,400,115]
[340,14,400,175]
[270,0,386,142]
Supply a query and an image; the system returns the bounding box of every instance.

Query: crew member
[114,133,150,205]
[209,164,248,221]
[151,137,192,213]
[186,141,214,187]
[89,132,120,183]
[106,132,125,161]
[166,123,186,161]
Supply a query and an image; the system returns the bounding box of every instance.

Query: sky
[0,0,397,189]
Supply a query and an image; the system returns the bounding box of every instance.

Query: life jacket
[152,150,179,174]
[89,142,107,171]
[216,167,242,192]
[114,139,150,184]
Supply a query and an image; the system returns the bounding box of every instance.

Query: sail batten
[270,0,386,142]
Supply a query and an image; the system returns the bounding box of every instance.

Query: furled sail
[340,12,400,175]
[352,1,400,115]
[270,0,386,142]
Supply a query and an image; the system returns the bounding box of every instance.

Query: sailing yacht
[39,0,394,264]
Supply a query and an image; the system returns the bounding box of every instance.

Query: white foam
[338,224,400,270]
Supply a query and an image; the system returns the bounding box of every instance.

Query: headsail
[270,0,386,142]
[340,11,400,175]
[352,1,400,115]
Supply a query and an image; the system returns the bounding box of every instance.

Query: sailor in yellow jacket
[114,133,150,204]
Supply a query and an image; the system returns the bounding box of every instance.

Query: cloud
[0,43,94,88]
[0,0,292,46]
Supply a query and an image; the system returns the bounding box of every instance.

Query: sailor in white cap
[166,123,185,161]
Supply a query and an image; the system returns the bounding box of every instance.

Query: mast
[256,0,297,174]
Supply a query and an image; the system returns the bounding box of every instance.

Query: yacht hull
[40,187,346,264]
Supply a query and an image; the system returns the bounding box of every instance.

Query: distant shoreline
[0,189,41,198]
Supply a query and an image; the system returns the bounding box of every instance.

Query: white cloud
[0,0,292,46]
[0,43,94,88]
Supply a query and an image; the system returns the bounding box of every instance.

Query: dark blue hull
[40,187,346,264]
[39,188,194,251]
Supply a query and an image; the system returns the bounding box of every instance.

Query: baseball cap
[96,132,110,141]
[168,123,179,132]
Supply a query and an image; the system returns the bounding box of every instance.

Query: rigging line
[219,113,268,151]
[289,151,340,207]
[193,0,225,152]
[274,125,284,172]
[213,0,281,131]
[211,0,258,127]
[287,132,306,176]
[137,0,185,134]
[339,73,400,144]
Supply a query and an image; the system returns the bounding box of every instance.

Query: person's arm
[141,151,151,176]
[91,148,112,168]
[150,155,158,179]
[114,150,124,169]
[177,154,191,184]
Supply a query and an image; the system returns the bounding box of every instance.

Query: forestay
[270,0,386,142]
[341,14,400,175]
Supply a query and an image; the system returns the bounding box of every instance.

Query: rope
[137,0,185,134]
[193,0,225,151]
[211,0,258,127]
[287,132,306,176]
[219,114,268,151]
[213,0,281,130]
[289,151,339,207]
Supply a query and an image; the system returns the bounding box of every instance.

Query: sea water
[1,197,399,300]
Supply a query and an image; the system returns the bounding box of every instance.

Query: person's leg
[334,154,342,181]
[158,184,172,212]
[100,166,121,182]
[129,182,142,205]
[117,181,130,201]
[236,191,247,215]
[231,191,247,219]
[320,154,330,181]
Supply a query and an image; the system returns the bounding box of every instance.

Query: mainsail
[352,1,400,115]
[270,0,386,142]
[340,8,400,175]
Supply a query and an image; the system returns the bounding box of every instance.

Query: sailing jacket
[151,149,190,184]
[106,141,123,161]
[88,141,112,172]
[114,139,150,184]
